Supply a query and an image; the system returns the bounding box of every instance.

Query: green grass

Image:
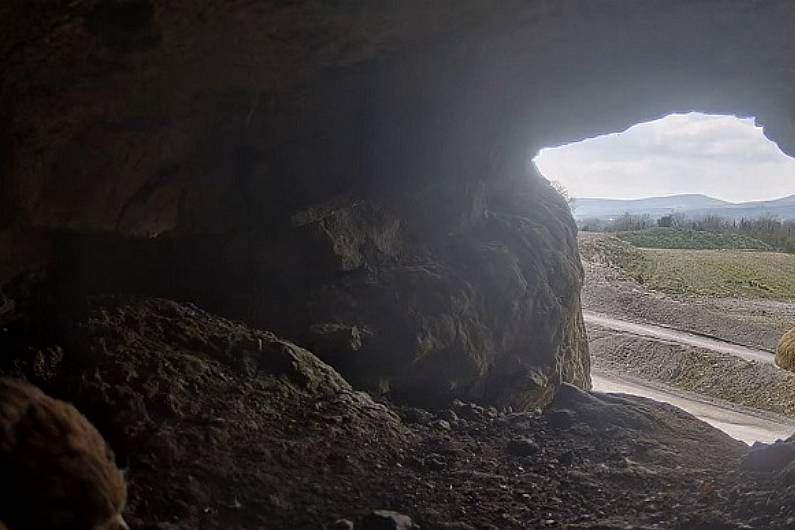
[620,247,795,299]
[615,227,772,251]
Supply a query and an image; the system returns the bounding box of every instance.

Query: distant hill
[686,194,795,221]
[615,227,772,251]
[574,193,795,221]
[574,194,731,220]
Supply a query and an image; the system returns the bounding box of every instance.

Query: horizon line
[572,192,795,205]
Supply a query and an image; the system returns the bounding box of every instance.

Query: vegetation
[580,213,795,253]
[619,247,795,300]
[548,179,576,211]
[777,326,795,371]
[615,227,771,251]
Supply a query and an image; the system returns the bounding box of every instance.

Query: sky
[533,112,795,203]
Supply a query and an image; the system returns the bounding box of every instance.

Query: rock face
[295,179,587,409]
[2,175,586,411]
[4,1,795,408]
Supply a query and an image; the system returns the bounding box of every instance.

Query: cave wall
[3,0,795,408]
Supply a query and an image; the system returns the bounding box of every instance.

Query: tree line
[579,213,795,253]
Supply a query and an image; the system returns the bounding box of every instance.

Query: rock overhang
[2,0,795,409]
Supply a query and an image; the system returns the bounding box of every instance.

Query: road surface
[592,371,795,444]
[583,311,775,364]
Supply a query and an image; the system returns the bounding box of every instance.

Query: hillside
[601,241,795,300]
[575,193,795,221]
[688,194,795,220]
[574,194,730,219]
[616,227,773,251]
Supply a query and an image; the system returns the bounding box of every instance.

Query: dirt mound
[589,325,795,419]
[2,296,407,528]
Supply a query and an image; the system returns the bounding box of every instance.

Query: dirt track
[584,311,775,364]
[580,232,795,436]
[579,232,795,351]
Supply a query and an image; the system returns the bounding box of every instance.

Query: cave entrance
[534,112,795,444]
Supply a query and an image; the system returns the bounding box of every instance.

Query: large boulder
[298,177,588,410]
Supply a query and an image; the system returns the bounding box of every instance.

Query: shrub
[777,327,795,372]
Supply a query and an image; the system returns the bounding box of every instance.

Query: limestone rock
[505,438,540,457]
[399,407,435,426]
[359,510,416,530]
[299,179,588,410]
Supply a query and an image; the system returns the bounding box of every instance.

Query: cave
[2,2,795,529]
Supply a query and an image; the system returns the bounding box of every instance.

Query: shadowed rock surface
[4,296,794,529]
[3,0,795,408]
[3,2,795,528]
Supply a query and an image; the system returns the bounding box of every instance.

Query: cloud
[533,112,795,202]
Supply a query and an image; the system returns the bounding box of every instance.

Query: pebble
[438,409,459,423]
[402,408,434,425]
[558,451,575,466]
[432,419,452,431]
[546,409,575,429]
[359,510,416,529]
[506,438,540,457]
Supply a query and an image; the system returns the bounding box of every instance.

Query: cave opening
[533,112,795,443]
[535,112,795,209]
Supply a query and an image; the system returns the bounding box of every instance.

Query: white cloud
[533,112,795,202]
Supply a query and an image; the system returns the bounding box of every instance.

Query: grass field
[615,227,771,251]
[619,247,795,299]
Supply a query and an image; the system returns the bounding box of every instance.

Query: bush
[776,327,795,372]
[610,213,654,232]
[602,214,795,254]
[615,227,771,251]
[657,214,674,228]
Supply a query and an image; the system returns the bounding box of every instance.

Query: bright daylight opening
[535,112,795,444]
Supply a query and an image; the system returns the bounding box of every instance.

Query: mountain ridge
[574,193,795,221]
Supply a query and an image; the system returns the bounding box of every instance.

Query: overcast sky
[533,112,795,203]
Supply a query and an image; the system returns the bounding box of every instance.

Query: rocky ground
[3,296,795,529]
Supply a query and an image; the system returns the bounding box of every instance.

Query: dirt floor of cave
[3,296,792,530]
